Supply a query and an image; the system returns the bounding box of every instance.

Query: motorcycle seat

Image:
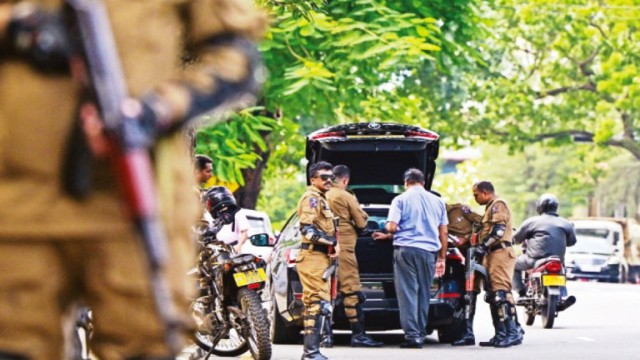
[533,256,562,268]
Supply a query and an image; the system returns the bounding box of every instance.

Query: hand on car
[372,231,391,241]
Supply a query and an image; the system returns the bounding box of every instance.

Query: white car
[239,209,275,260]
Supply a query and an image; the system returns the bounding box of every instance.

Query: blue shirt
[387,186,448,252]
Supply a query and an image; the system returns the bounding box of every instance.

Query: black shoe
[351,333,384,347]
[399,339,423,349]
[557,296,576,311]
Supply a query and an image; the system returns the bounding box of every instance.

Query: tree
[463,0,640,159]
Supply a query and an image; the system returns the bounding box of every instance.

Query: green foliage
[195,109,277,185]
[464,0,640,160]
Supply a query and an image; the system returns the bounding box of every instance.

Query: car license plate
[542,274,566,287]
[233,268,266,287]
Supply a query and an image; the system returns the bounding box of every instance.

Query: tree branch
[536,82,596,98]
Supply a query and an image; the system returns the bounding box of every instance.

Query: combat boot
[302,314,328,360]
[350,303,383,347]
[452,292,478,346]
[493,302,516,348]
[479,303,501,347]
[499,302,523,347]
[557,295,576,311]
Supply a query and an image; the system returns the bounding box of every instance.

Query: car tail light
[545,261,563,274]
[284,248,299,266]
[309,131,346,141]
[404,130,439,140]
[437,292,462,299]
[446,249,465,265]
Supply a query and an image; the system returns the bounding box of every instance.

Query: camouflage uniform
[0,1,266,359]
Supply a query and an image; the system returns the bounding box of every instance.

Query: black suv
[255,122,465,344]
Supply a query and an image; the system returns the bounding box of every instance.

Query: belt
[489,242,511,253]
[300,243,330,254]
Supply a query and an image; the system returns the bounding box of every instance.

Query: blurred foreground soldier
[326,165,383,348]
[385,168,447,349]
[0,1,267,359]
[472,181,523,348]
[297,161,340,360]
[512,194,577,310]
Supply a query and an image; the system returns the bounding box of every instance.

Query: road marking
[577,336,596,342]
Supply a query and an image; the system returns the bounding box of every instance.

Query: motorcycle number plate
[233,268,266,287]
[542,274,566,287]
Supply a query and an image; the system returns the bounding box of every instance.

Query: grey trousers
[393,246,437,341]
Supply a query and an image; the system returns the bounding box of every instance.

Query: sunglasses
[315,174,336,181]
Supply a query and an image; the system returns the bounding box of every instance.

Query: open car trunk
[306,122,439,205]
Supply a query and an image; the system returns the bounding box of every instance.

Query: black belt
[300,243,330,254]
[489,242,511,253]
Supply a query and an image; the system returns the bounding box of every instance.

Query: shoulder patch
[461,205,471,214]
[492,204,499,213]
[309,197,318,209]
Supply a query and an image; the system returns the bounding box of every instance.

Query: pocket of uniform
[296,252,305,263]
[509,247,516,259]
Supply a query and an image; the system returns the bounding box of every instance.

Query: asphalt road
[183,280,640,360]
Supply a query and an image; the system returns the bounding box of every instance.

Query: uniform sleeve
[490,201,510,225]
[187,0,267,44]
[298,194,318,226]
[387,197,402,224]
[348,194,368,229]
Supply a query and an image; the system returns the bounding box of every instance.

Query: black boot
[351,320,384,347]
[452,292,477,346]
[499,302,523,347]
[350,303,383,347]
[302,314,328,360]
[320,315,333,348]
[493,302,516,348]
[479,303,501,347]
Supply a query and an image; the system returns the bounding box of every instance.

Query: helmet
[536,193,559,215]
[204,186,239,224]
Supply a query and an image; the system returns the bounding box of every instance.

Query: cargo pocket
[296,252,306,264]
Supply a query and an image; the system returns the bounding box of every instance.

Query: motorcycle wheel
[192,299,249,357]
[238,287,272,360]
[541,294,557,329]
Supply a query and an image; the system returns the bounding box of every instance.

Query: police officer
[512,194,577,310]
[446,203,483,256]
[447,203,483,346]
[0,1,266,359]
[472,181,523,348]
[297,161,340,360]
[326,165,383,348]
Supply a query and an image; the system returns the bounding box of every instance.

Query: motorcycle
[191,221,272,360]
[516,256,575,329]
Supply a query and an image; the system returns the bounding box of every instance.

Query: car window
[277,213,301,247]
[575,228,609,240]
[570,236,612,255]
[246,215,268,235]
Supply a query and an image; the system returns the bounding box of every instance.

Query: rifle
[63,0,182,353]
[463,224,489,323]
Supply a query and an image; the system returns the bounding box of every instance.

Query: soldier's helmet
[204,186,240,224]
[536,193,559,215]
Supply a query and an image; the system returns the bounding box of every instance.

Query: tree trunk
[235,131,271,209]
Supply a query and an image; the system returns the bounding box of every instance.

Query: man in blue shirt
[385,168,448,348]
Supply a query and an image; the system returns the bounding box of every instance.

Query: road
[183,281,640,360]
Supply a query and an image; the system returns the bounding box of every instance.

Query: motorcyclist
[203,186,241,230]
[512,193,577,310]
